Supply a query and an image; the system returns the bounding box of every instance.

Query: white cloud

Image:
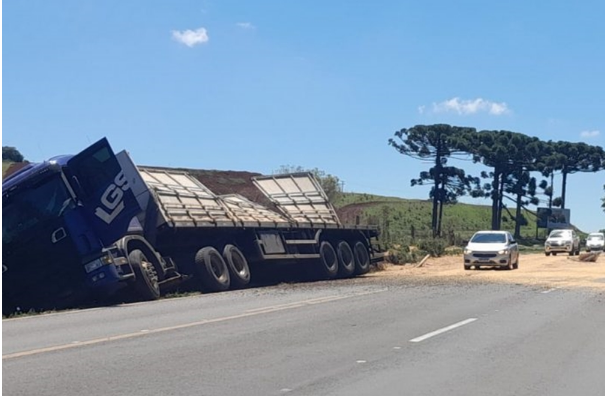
[422,97,511,115]
[172,27,209,47]
[580,130,600,138]
[236,22,255,29]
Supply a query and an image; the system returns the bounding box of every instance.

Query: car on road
[463,231,519,270]
[585,232,605,252]
[544,229,580,256]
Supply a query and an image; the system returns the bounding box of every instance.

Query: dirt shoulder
[369,252,605,291]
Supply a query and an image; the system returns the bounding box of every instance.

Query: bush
[385,245,421,264]
[416,238,447,257]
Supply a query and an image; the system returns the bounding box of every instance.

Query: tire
[504,255,514,270]
[568,251,574,256]
[336,241,355,278]
[464,265,471,271]
[194,247,231,292]
[129,249,161,301]
[552,252,557,256]
[545,252,551,256]
[353,241,370,275]
[316,241,339,279]
[513,255,519,270]
[222,245,251,289]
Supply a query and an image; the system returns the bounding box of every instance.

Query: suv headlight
[464,248,472,255]
[498,249,509,255]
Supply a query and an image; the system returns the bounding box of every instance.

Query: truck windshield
[3,174,73,245]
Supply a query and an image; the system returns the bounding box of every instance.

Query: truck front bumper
[84,256,134,296]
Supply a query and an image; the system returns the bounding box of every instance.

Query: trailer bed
[138,167,379,233]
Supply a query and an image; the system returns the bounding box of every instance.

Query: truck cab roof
[3,155,72,193]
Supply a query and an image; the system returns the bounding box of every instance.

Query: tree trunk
[490,171,499,230]
[514,190,523,239]
[561,170,568,209]
[497,173,505,230]
[437,188,444,237]
[432,139,443,238]
[549,173,554,209]
[431,187,439,238]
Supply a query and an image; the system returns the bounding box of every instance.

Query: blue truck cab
[3,138,145,314]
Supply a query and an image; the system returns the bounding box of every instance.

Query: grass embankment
[3,161,14,177]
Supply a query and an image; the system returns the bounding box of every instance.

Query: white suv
[544,229,580,256]
[585,232,605,252]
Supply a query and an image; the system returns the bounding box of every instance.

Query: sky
[2,0,605,233]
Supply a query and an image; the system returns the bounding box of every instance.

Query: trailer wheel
[317,241,339,279]
[222,245,251,289]
[353,241,370,275]
[336,241,355,278]
[129,249,161,301]
[195,247,231,292]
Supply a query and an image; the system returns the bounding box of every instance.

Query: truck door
[67,138,142,246]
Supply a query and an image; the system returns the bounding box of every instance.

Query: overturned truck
[3,138,383,314]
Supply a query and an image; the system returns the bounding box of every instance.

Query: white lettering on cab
[95,171,131,224]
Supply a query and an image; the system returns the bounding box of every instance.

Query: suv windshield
[588,234,604,241]
[470,233,506,243]
[3,174,73,245]
[548,231,569,238]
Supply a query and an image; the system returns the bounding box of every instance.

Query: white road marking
[356,360,367,364]
[280,389,292,392]
[393,346,401,350]
[410,318,477,343]
[541,288,557,294]
[3,289,387,360]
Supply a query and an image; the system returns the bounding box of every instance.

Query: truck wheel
[336,241,355,278]
[317,241,339,279]
[545,252,551,256]
[129,249,161,301]
[195,247,231,292]
[353,241,370,275]
[222,245,251,289]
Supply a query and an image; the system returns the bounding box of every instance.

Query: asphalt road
[3,275,605,396]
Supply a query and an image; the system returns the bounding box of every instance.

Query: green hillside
[333,192,548,246]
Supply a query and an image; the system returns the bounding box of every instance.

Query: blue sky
[3,0,604,233]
